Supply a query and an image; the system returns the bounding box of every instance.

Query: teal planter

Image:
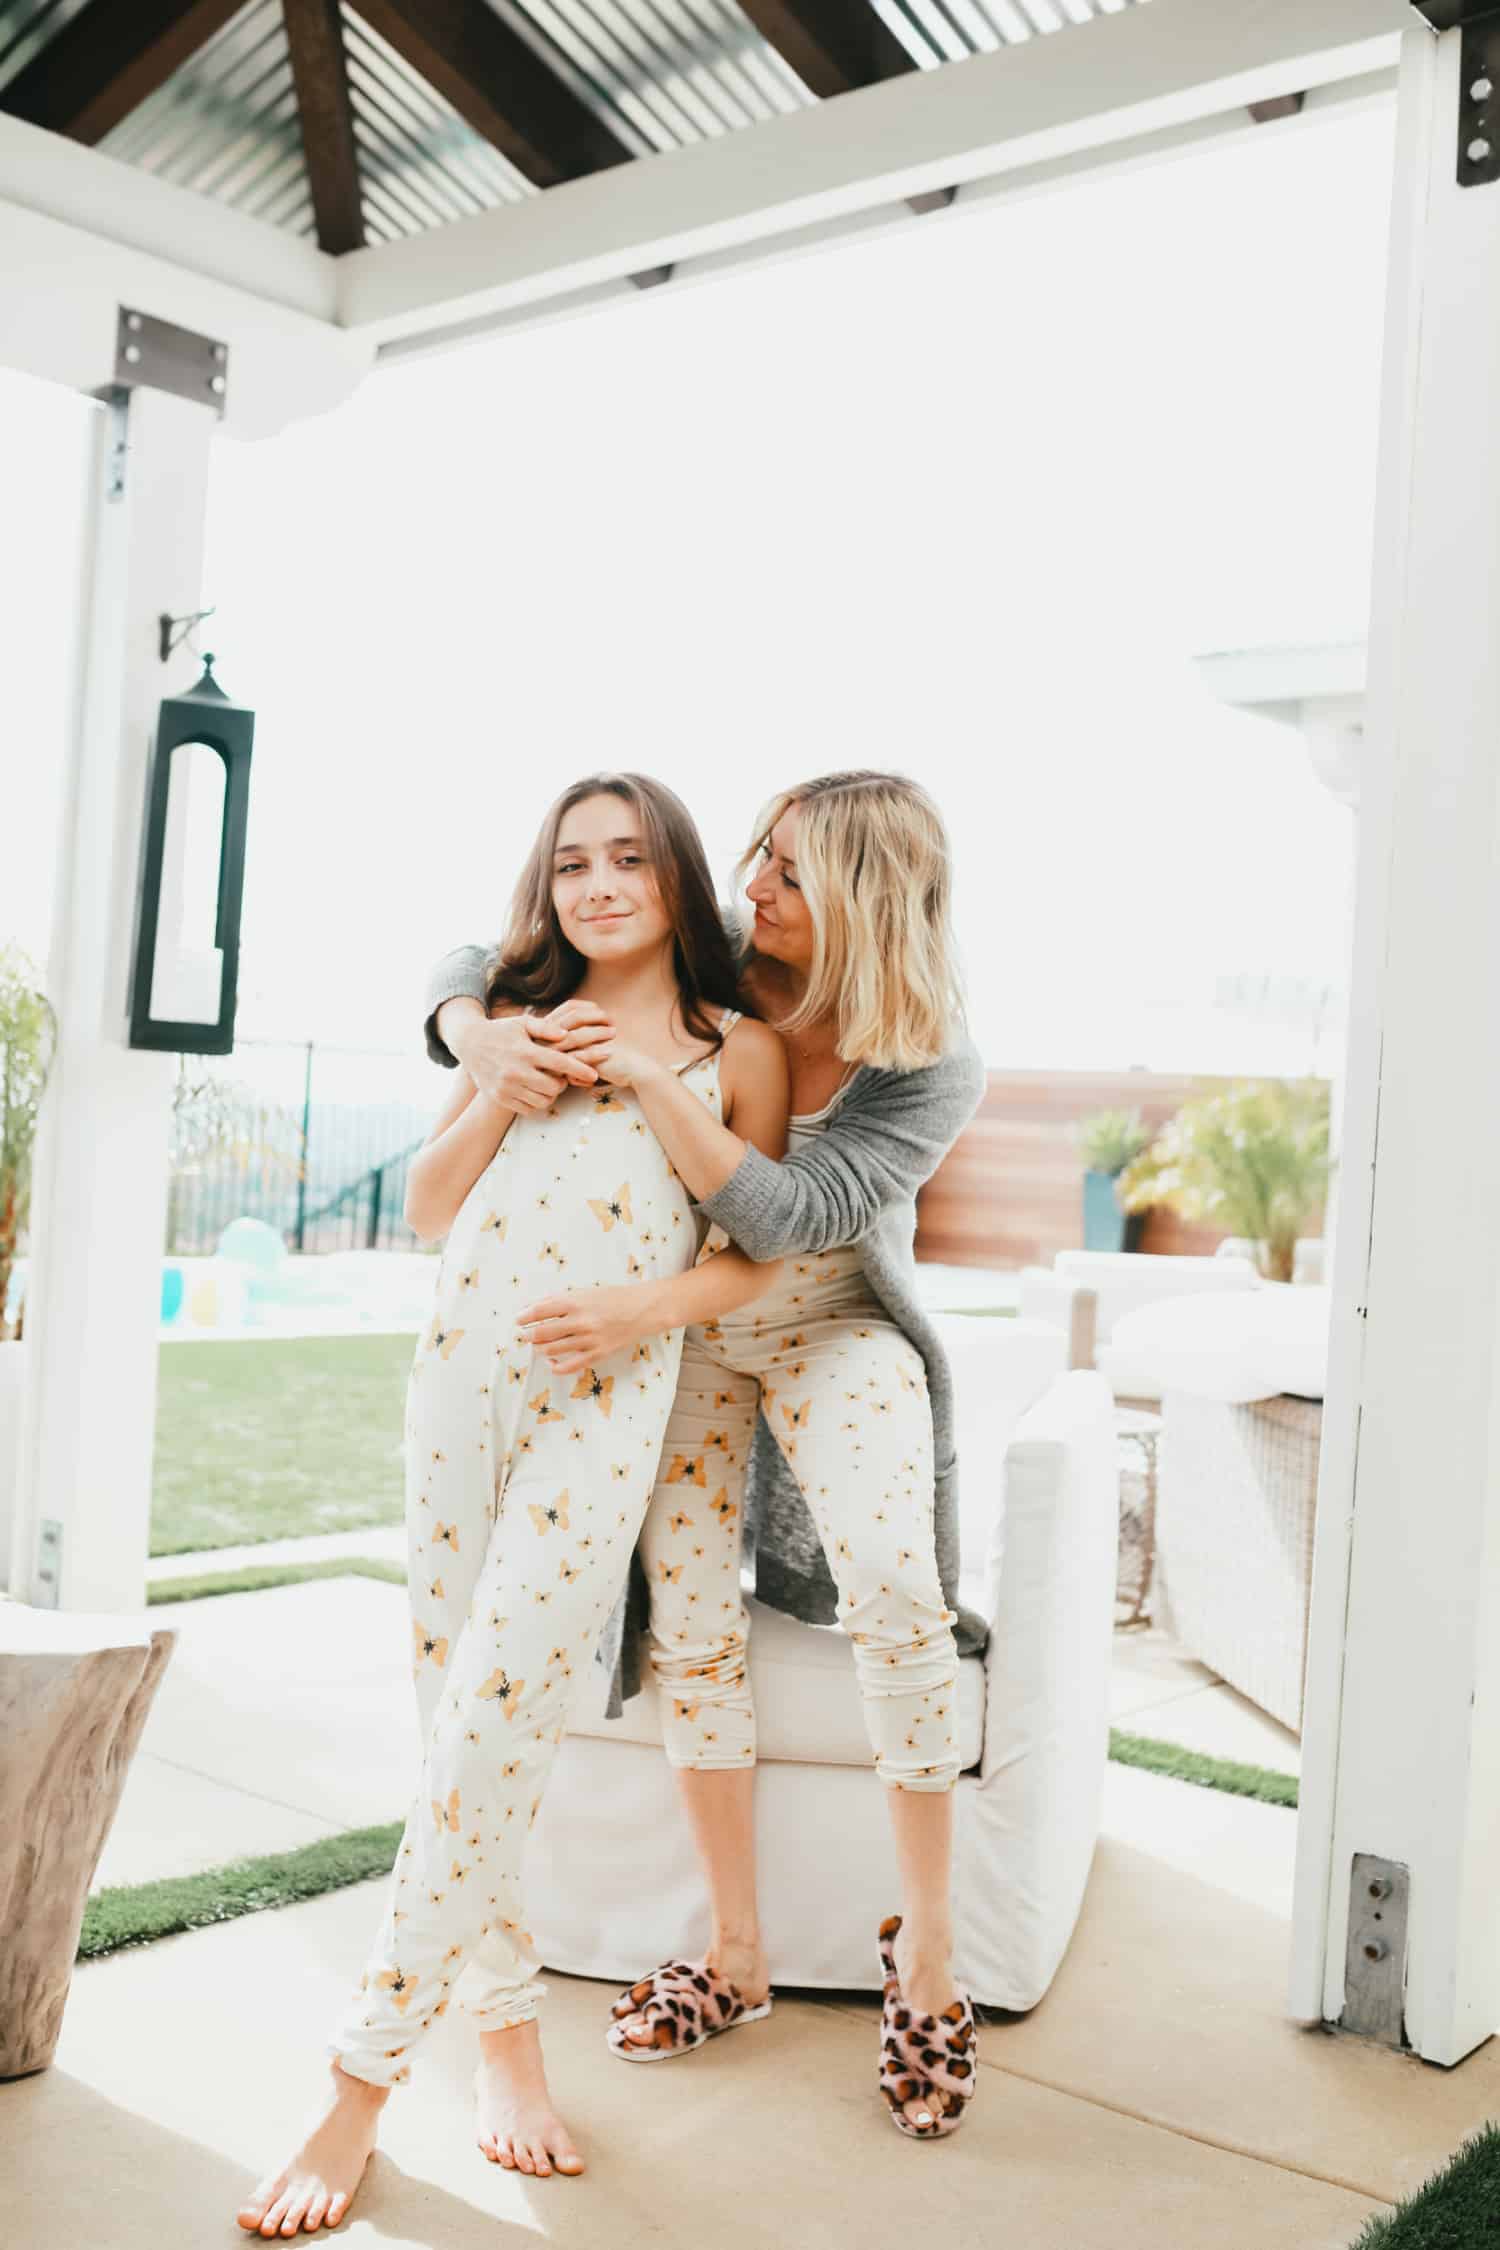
[1083,1168,1144,1253]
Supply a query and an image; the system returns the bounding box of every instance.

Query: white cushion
[570,1594,987,1772]
[1098,1283,1330,1403]
[1053,1249,1261,1343]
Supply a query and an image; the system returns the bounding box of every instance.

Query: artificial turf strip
[77,1823,405,1961]
[74,1719,1296,1962]
[1107,1727,1299,1809]
[1351,2123,1500,2247]
[146,1556,405,1604]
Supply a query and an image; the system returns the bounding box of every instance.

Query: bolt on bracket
[1341,1853,1409,2049]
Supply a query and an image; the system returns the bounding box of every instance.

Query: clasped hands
[454,1000,663,1375]
[459,998,655,1116]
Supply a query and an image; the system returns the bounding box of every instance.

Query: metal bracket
[96,381,130,505]
[115,307,230,414]
[1340,1853,1410,2048]
[1411,1,1500,185]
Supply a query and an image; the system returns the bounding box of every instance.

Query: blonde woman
[427,770,988,2141]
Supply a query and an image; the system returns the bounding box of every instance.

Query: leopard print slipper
[877,1915,978,2139]
[607,1958,774,2064]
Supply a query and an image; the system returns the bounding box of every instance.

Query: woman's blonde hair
[740,770,966,1072]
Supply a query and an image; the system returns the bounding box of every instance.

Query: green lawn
[151,1333,415,1556]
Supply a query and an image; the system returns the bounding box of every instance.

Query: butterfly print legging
[636,1247,962,1793]
[328,1321,686,2088]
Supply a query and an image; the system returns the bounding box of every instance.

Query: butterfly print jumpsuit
[329,1019,740,2087]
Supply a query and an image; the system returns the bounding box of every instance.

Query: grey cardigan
[423,945,990,1717]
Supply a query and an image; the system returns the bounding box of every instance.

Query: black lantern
[128,654,254,1055]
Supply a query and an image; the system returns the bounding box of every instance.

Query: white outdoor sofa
[519,1313,1119,2011]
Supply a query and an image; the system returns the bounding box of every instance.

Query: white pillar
[10,383,216,1612]
[1291,15,1500,2065]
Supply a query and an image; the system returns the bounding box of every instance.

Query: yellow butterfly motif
[376,1967,417,2011]
[558,1558,581,1584]
[413,1623,448,1668]
[665,1454,707,1488]
[480,1210,507,1237]
[432,1521,459,1551]
[528,1491,571,1534]
[425,1320,464,1359]
[431,1788,460,1833]
[673,1699,701,1724]
[668,1510,692,1535]
[782,1401,812,1432]
[712,1490,737,1528]
[476,1668,525,1715]
[458,1268,480,1291]
[657,1561,684,1584]
[587,1184,634,1231]
[528,1387,564,1423]
[571,1369,614,1417]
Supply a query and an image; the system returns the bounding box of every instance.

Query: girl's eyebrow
[554,834,643,856]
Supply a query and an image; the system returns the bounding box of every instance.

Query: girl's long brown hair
[485,773,744,1047]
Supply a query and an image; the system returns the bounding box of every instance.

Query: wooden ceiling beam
[736,0,916,102]
[352,0,632,188]
[284,0,366,254]
[0,0,246,144]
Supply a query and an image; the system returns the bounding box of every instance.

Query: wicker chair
[1153,1389,1321,1734]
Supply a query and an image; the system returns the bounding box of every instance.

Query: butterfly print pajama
[329,1039,737,2089]
[637,1241,962,1793]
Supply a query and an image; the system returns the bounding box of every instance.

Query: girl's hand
[516,1284,662,1376]
[532,998,615,1077]
[590,1038,663,1090]
[455,1013,594,1112]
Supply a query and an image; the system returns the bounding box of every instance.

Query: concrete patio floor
[7,1580,1495,2245]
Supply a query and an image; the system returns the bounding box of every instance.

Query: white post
[1291,13,1500,2066]
[10,383,216,1612]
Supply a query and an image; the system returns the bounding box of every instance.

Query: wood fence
[914,1067,1328,1270]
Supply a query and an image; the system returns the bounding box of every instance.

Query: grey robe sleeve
[422,944,491,1067]
[696,1038,986,1261]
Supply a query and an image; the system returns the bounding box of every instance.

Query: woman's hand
[449,1000,613,1112]
[515,1283,665,1376]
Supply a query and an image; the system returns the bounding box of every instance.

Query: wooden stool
[0,1605,176,2078]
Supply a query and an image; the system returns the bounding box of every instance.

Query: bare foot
[617,1932,770,2050]
[892,1924,962,2132]
[474,2018,585,2178]
[236,2061,388,2236]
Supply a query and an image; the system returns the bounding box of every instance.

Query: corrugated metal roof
[498,0,811,159]
[103,3,314,237]
[342,9,534,243]
[0,0,1151,244]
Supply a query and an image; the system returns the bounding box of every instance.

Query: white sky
[6,99,1395,1082]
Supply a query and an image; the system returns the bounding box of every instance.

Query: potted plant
[1115,1077,1331,1283]
[0,944,57,1584]
[1075,1108,1152,1252]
